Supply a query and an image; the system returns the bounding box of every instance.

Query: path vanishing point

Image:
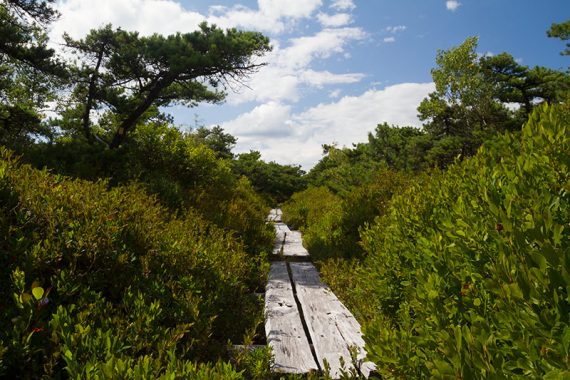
[264,208,376,378]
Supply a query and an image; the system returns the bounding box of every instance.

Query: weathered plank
[289,262,376,378]
[267,208,283,222]
[282,230,310,257]
[272,222,290,255]
[265,262,319,374]
[274,222,291,241]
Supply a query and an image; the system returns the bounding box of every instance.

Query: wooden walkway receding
[264,209,375,379]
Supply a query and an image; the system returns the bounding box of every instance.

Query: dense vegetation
[2,0,570,377]
[282,24,570,379]
[0,148,270,377]
[0,1,284,378]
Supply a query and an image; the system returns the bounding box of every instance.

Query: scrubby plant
[356,104,570,378]
[0,150,270,378]
[282,169,412,261]
[24,123,274,256]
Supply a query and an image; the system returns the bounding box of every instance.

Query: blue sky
[50,0,569,168]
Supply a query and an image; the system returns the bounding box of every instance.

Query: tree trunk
[109,76,172,149]
[82,46,105,143]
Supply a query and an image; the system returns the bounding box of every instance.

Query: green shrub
[357,104,570,378]
[282,169,412,261]
[24,123,274,256]
[0,150,267,378]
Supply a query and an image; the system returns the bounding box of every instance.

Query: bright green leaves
[31,286,44,301]
[357,104,570,378]
[0,148,271,378]
[547,20,570,56]
[63,22,271,148]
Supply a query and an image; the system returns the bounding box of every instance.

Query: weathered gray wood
[274,222,291,242]
[282,230,310,257]
[265,262,319,374]
[289,262,376,378]
[267,208,283,222]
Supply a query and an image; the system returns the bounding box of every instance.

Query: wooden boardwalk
[264,209,375,378]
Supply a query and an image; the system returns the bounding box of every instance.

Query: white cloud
[281,27,366,69]
[258,0,322,20]
[301,70,364,87]
[50,0,205,40]
[386,25,407,33]
[227,27,367,104]
[50,0,324,41]
[383,36,396,43]
[208,0,323,34]
[223,101,293,137]
[222,82,435,168]
[446,0,461,11]
[329,89,342,98]
[330,0,356,11]
[317,12,352,27]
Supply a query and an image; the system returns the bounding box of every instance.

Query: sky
[49,0,569,169]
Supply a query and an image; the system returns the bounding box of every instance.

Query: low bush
[282,169,412,261]
[24,123,274,256]
[356,104,570,378]
[0,150,269,378]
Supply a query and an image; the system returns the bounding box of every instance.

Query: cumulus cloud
[227,27,367,104]
[50,0,323,41]
[222,101,294,137]
[329,89,342,98]
[330,0,356,11]
[281,27,366,69]
[316,12,352,27]
[222,82,435,168]
[383,36,396,43]
[50,0,205,41]
[386,25,407,33]
[208,0,322,34]
[301,70,364,88]
[446,0,461,11]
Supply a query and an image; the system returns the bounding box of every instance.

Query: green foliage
[25,123,274,256]
[0,150,269,377]
[60,23,271,147]
[305,145,382,192]
[232,151,307,205]
[194,125,237,160]
[414,36,570,169]
[353,104,570,378]
[283,168,412,261]
[0,1,64,149]
[365,123,426,171]
[547,20,570,57]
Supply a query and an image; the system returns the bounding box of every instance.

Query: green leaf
[473,298,481,306]
[32,286,44,300]
[19,293,33,304]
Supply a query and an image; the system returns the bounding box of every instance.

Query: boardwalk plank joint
[265,209,376,379]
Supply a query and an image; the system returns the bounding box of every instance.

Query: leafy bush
[282,169,412,261]
[0,150,269,378]
[356,104,570,378]
[24,123,274,255]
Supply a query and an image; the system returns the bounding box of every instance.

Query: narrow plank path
[265,262,319,373]
[264,209,375,378]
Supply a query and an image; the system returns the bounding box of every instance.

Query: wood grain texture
[274,222,291,242]
[265,262,319,374]
[282,230,310,257]
[272,222,290,255]
[267,208,283,222]
[289,262,376,378]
